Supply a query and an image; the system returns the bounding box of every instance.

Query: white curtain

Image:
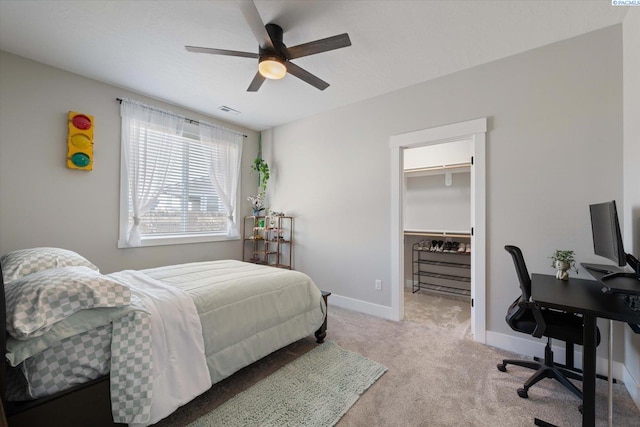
[121,99,185,247]
[199,122,243,238]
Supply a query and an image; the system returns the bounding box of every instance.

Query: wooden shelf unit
[242,215,293,269]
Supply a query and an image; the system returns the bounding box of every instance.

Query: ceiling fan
[185,0,351,92]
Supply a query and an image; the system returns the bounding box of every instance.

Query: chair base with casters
[497,337,583,400]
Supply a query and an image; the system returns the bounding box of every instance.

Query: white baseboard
[486,331,640,410]
[621,362,640,409]
[328,293,394,320]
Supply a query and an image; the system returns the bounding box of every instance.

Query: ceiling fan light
[258,56,287,80]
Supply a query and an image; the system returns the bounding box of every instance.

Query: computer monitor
[590,201,625,266]
[589,200,639,281]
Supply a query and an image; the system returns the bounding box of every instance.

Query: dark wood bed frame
[0,263,329,427]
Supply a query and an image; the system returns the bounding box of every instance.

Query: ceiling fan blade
[286,62,329,91]
[239,0,273,50]
[185,46,258,59]
[247,71,266,92]
[286,33,351,60]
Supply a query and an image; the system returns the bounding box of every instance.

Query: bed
[0,248,328,427]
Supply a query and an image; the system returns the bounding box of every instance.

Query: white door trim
[389,117,487,343]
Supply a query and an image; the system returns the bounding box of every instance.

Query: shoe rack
[410,231,471,298]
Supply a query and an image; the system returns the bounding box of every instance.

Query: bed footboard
[315,291,331,343]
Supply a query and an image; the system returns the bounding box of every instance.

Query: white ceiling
[0,1,628,131]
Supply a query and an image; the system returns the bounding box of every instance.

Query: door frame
[389,118,487,343]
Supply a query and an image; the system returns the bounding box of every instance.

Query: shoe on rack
[465,242,471,253]
[437,240,444,252]
[452,242,459,252]
[444,242,453,252]
[457,243,466,253]
[431,240,438,251]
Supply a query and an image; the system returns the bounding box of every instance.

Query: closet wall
[403,140,472,294]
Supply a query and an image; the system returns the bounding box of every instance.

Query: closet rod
[116,98,247,138]
[404,162,471,174]
[404,230,471,239]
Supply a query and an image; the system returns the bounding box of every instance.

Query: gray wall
[404,172,471,232]
[264,26,624,347]
[0,52,260,273]
[623,10,640,402]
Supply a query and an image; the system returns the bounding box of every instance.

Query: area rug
[186,340,387,427]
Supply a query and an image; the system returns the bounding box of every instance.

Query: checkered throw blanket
[16,295,153,424]
[110,307,153,423]
[110,270,211,427]
[13,270,209,426]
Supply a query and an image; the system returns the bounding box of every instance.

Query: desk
[530,274,640,427]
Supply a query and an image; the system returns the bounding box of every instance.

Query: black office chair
[497,245,600,401]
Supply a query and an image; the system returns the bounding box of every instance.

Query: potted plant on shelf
[550,250,578,280]
[247,194,265,217]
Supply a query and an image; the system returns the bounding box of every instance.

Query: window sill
[118,233,240,248]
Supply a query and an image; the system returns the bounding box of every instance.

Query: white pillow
[5,266,131,340]
[1,247,99,283]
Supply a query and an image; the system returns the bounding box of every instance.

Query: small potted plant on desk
[550,250,578,280]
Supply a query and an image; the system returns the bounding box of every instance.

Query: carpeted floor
[155,290,640,426]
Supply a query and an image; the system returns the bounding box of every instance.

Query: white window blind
[119,99,243,247]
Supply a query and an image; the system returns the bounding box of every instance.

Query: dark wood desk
[530,274,640,427]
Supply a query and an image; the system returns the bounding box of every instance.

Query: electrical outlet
[375,279,382,291]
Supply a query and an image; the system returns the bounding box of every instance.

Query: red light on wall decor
[71,114,92,130]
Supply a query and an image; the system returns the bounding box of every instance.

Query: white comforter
[141,260,327,385]
[109,270,212,427]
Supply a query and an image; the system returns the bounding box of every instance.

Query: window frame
[118,121,241,248]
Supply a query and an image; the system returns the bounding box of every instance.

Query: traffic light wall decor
[67,111,94,170]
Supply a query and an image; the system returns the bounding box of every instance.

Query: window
[118,99,243,248]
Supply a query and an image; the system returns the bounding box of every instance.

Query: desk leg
[583,314,597,427]
[608,320,613,427]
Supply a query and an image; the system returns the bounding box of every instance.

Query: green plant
[550,250,578,273]
[251,157,270,196]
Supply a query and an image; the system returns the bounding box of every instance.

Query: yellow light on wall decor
[258,56,286,80]
[67,111,94,171]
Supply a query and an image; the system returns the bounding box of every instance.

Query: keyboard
[622,295,640,333]
[623,294,640,311]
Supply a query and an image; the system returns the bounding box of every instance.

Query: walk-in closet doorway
[403,140,472,301]
[390,118,487,343]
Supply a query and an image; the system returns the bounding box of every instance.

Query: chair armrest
[518,300,547,338]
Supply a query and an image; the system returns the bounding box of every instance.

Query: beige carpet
[155,290,640,426]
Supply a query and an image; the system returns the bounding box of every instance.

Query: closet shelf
[417,259,471,269]
[414,282,471,298]
[417,271,471,282]
[404,230,471,239]
[404,162,471,174]
[403,162,471,178]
